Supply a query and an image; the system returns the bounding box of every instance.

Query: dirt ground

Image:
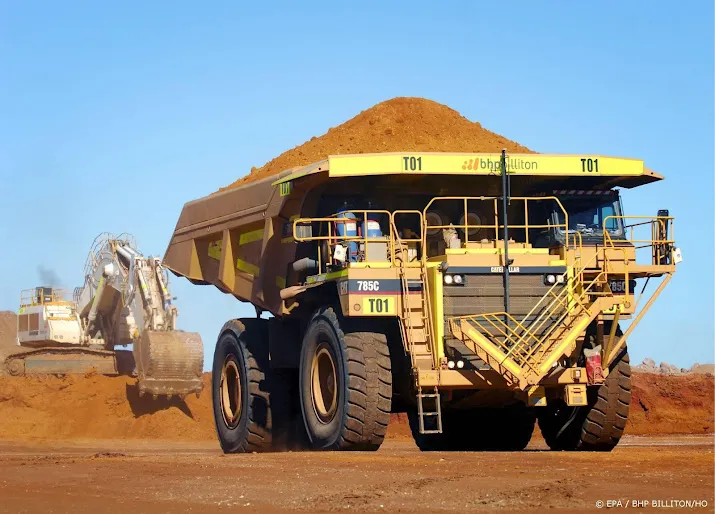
[0,436,711,514]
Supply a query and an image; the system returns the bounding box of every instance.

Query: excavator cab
[34,286,55,305]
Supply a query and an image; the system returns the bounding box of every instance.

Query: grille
[443,275,553,316]
[443,274,564,369]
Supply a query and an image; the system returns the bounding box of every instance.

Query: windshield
[556,195,624,238]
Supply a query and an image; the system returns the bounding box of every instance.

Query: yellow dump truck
[163,151,679,452]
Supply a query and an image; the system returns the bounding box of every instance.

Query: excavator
[5,233,204,399]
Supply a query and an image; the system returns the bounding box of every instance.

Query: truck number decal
[403,156,422,171]
[580,158,599,173]
[357,280,380,292]
[362,297,395,315]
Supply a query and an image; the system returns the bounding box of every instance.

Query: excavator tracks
[4,347,135,377]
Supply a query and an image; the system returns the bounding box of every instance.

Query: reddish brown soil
[0,437,712,513]
[0,372,710,442]
[628,373,714,435]
[221,97,535,190]
[0,373,214,441]
[0,311,16,351]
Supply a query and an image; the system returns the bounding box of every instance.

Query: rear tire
[299,307,392,451]
[538,348,631,451]
[212,319,289,453]
[408,403,535,451]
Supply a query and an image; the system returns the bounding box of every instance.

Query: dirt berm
[0,311,17,352]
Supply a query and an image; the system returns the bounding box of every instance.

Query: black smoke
[37,265,62,287]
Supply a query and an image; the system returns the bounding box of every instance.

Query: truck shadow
[124,383,194,419]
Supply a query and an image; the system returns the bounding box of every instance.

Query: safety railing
[82,232,138,281]
[293,196,593,273]
[20,288,71,307]
[603,215,675,266]
[421,196,578,252]
[293,210,395,274]
[392,215,420,360]
[390,210,424,267]
[389,213,436,363]
[448,245,633,384]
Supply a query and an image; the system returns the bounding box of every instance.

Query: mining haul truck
[7,233,204,399]
[163,151,680,452]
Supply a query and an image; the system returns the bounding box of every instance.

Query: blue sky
[0,1,712,369]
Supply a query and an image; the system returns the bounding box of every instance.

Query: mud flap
[133,330,204,398]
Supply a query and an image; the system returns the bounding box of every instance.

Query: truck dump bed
[162,162,322,315]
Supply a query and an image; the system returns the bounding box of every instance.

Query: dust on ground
[220,97,535,190]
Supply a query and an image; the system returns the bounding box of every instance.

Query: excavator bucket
[133,330,204,398]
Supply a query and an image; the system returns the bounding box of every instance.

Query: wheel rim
[311,343,338,424]
[220,356,242,428]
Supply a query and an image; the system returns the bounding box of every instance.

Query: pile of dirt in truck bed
[0,371,711,442]
[221,97,535,190]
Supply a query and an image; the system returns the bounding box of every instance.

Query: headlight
[444,274,464,285]
[544,274,556,285]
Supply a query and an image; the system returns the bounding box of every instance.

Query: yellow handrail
[449,241,635,374]
[20,288,72,308]
[293,210,394,272]
[420,196,571,252]
[603,215,675,265]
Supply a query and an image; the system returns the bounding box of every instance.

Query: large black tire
[408,403,536,451]
[299,307,392,451]
[212,319,290,453]
[538,348,631,451]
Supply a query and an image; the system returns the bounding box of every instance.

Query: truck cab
[529,190,626,248]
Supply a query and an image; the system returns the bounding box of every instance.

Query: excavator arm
[75,233,204,398]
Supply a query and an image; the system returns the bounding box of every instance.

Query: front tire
[212,319,288,453]
[299,307,392,451]
[538,348,631,451]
